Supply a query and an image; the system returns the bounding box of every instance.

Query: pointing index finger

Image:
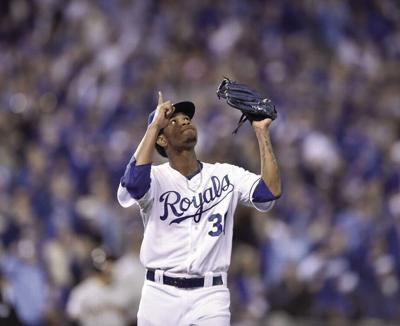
[158,91,164,105]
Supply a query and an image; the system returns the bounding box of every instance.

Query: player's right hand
[152,91,175,130]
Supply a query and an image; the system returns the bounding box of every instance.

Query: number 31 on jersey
[208,212,227,237]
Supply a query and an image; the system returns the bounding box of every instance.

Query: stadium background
[0,0,399,325]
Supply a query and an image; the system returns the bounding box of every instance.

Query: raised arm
[252,119,281,197]
[134,91,174,164]
[118,92,174,207]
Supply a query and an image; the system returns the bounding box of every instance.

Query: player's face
[162,112,197,151]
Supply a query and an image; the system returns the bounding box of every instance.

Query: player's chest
[154,172,235,226]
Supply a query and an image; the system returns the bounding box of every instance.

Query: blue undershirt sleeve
[252,179,280,203]
[120,160,152,200]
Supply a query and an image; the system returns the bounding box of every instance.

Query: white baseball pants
[137,279,230,326]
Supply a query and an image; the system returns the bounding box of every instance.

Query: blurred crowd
[0,0,399,325]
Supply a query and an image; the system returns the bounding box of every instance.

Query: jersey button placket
[190,219,196,253]
[191,220,198,259]
[187,216,194,273]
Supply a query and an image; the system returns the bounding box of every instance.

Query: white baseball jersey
[117,162,274,277]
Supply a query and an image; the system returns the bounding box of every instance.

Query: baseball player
[66,248,128,326]
[117,92,281,326]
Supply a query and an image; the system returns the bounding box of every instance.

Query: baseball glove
[217,77,277,134]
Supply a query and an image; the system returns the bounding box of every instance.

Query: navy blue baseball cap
[148,101,196,157]
[147,101,195,126]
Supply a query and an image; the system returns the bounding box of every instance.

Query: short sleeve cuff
[120,160,152,200]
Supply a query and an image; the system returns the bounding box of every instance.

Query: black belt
[146,270,223,289]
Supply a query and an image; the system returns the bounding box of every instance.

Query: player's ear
[156,134,167,148]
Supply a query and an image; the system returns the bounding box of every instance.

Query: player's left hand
[251,118,273,131]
